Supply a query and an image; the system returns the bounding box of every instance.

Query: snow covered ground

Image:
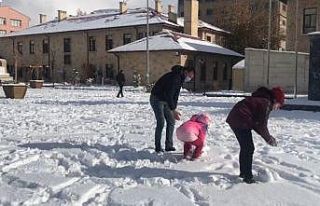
[0,86,319,205]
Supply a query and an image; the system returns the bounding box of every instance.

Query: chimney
[119,1,128,14]
[58,10,67,21]
[155,0,162,13]
[39,14,47,24]
[184,0,198,37]
[168,5,177,23]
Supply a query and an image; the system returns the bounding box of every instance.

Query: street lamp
[146,0,150,86]
[266,0,272,87]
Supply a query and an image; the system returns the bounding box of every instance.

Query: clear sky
[1,0,178,25]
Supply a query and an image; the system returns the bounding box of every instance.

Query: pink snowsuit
[176,114,211,159]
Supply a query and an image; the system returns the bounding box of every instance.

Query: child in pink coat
[176,113,212,159]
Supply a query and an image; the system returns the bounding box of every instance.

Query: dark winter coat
[151,66,186,110]
[226,87,274,142]
[116,72,126,86]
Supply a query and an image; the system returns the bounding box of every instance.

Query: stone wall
[114,51,181,85]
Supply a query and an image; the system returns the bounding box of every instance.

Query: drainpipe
[114,53,120,73]
[10,37,18,83]
[46,35,51,84]
[135,26,139,40]
[86,31,89,80]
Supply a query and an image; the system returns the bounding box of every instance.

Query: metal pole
[266,0,272,87]
[146,0,150,85]
[294,0,299,98]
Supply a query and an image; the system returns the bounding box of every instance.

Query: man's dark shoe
[155,148,164,153]
[243,178,256,184]
[165,147,176,152]
[239,174,245,179]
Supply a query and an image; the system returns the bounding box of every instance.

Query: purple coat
[226,88,274,143]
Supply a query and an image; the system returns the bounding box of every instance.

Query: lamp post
[294,0,299,98]
[146,0,150,85]
[266,0,272,87]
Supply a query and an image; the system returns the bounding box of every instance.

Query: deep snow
[0,86,319,205]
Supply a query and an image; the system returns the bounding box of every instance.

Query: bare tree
[215,0,284,54]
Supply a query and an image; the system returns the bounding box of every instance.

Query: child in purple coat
[226,86,285,184]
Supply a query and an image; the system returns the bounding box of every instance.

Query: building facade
[0,2,230,85]
[0,6,30,36]
[178,0,288,50]
[109,31,242,91]
[286,0,320,52]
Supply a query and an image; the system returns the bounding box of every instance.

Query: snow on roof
[177,18,230,34]
[308,31,320,35]
[109,30,243,57]
[3,8,228,37]
[232,59,245,69]
[3,8,178,37]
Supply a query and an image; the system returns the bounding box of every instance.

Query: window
[0,30,6,35]
[282,4,286,12]
[105,35,113,50]
[123,33,132,45]
[0,17,6,25]
[11,19,22,27]
[43,39,49,54]
[105,64,114,79]
[64,38,71,52]
[206,36,212,42]
[64,54,71,65]
[138,32,144,39]
[223,63,228,80]
[213,62,218,80]
[206,9,213,15]
[88,36,96,51]
[303,8,317,34]
[282,20,286,26]
[186,60,194,69]
[200,62,206,81]
[17,42,23,54]
[29,40,35,54]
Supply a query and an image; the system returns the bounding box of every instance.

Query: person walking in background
[226,86,285,184]
[150,65,194,153]
[116,70,125,98]
[176,113,212,160]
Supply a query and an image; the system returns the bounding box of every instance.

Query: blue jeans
[150,94,175,150]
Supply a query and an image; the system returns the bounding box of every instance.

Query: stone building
[0,1,230,84]
[286,0,320,52]
[0,6,30,36]
[109,30,242,91]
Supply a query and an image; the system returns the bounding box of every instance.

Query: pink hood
[190,113,212,125]
[176,113,212,143]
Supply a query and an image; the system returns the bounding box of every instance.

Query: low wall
[244,48,310,93]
